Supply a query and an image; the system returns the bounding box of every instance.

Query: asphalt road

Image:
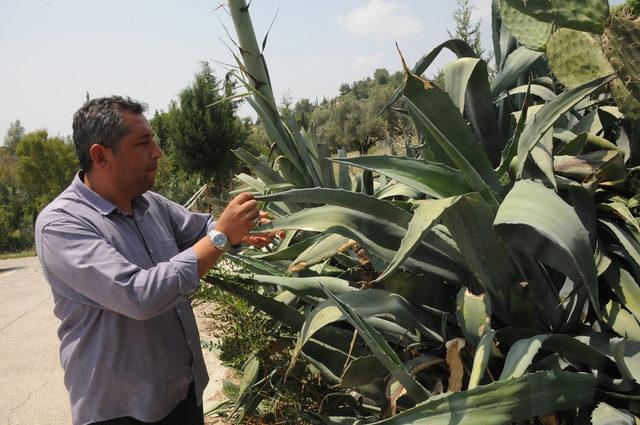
[0,256,227,425]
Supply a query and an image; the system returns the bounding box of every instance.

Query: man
[35,96,272,424]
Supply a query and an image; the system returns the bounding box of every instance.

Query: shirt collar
[72,171,118,216]
[71,171,149,218]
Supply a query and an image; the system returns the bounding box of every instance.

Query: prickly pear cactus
[546,28,614,88]
[611,78,640,121]
[504,0,610,34]
[603,13,640,103]
[498,0,552,51]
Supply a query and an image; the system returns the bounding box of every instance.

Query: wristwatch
[208,229,231,252]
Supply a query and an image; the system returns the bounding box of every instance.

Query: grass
[0,248,36,260]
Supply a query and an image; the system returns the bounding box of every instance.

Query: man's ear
[88,144,111,169]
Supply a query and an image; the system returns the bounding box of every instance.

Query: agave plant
[204,0,640,423]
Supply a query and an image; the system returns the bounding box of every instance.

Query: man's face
[109,112,163,197]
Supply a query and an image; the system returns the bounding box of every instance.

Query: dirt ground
[0,256,231,425]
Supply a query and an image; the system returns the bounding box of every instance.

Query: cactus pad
[611,78,640,121]
[546,28,614,88]
[504,0,610,34]
[499,0,552,51]
[603,13,640,104]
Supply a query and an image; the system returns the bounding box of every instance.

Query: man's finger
[243,209,259,222]
[238,199,258,212]
[232,192,254,205]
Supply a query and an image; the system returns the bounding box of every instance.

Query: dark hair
[72,96,147,170]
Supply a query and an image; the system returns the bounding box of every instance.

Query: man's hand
[242,211,278,248]
[214,192,259,245]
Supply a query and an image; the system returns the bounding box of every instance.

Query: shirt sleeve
[38,217,200,321]
[154,193,216,251]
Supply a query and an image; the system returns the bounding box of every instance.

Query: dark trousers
[91,382,204,425]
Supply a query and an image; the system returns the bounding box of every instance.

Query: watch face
[212,232,228,248]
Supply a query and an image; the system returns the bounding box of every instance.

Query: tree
[373,68,390,85]
[3,120,25,153]
[292,98,316,130]
[15,130,78,212]
[338,83,351,96]
[450,0,488,61]
[151,62,247,184]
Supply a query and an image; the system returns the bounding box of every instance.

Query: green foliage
[216,0,640,423]
[451,0,487,60]
[16,130,78,212]
[150,62,247,184]
[628,0,640,16]
[196,272,336,423]
[3,120,24,154]
[311,71,411,154]
[0,128,77,253]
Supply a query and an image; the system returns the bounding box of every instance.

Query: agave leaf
[515,74,615,177]
[527,128,557,188]
[554,151,627,188]
[499,337,546,380]
[494,84,556,103]
[255,205,465,283]
[224,253,289,276]
[290,289,442,365]
[235,172,265,192]
[442,196,534,327]
[381,39,477,115]
[317,142,337,188]
[336,148,351,191]
[287,117,322,187]
[494,179,600,313]
[376,182,424,200]
[557,132,610,156]
[375,196,462,283]
[257,188,411,227]
[497,83,531,178]
[612,339,640,383]
[468,329,496,390]
[599,219,640,278]
[373,371,596,425]
[602,301,640,342]
[233,354,262,417]
[207,275,304,329]
[291,233,352,272]
[232,147,286,186]
[499,334,614,380]
[591,402,638,425]
[444,58,502,161]
[491,46,544,97]
[245,97,308,181]
[256,189,465,271]
[604,264,640,322]
[250,234,324,261]
[600,202,640,235]
[402,65,502,207]
[301,336,360,384]
[339,355,388,388]
[457,288,492,347]
[331,155,470,199]
[321,287,431,403]
[231,273,355,300]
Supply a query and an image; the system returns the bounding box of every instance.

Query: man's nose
[151,139,163,159]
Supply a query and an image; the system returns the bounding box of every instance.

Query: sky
[0,0,597,139]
